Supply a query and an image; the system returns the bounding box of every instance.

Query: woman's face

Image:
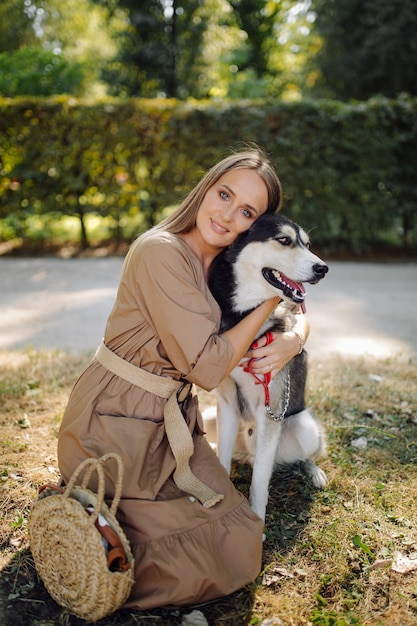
[195,168,269,251]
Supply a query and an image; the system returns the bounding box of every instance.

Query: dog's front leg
[215,377,240,476]
[249,414,281,522]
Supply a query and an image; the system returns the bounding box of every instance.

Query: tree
[99,0,211,98]
[1,0,318,100]
[228,0,281,78]
[310,0,417,100]
[0,0,125,97]
[0,0,36,52]
[98,0,316,100]
[0,47,85,96]
[34,0,127,95]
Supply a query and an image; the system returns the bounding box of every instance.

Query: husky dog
[208,213,329,522]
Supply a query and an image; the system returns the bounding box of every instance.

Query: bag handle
[64,453,124,524]
[37,454,130,572]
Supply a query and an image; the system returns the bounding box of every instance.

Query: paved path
[0,257,416,361]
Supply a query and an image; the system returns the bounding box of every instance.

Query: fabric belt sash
[94,341,224,508]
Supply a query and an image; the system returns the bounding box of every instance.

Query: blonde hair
[152,147,282,235]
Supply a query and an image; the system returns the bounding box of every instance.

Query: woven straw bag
[29,453,134,622]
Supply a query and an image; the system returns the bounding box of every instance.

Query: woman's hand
[243,314,310,378]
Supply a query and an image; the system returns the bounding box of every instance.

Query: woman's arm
[223,296,282,376]
[127,236,281,389]
[245,312,310,378]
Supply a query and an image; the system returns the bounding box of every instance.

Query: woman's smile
[210,218,230,234]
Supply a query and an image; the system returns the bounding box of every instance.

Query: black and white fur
[208,213,329,522]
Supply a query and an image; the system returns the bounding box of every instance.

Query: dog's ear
[230,228,251,249]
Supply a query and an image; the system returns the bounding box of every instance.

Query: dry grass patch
[1,349,417,625]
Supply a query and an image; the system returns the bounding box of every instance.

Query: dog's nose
[313,263,329,278]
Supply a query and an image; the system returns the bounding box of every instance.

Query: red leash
[245,330,291,421]
[245,330,274,411]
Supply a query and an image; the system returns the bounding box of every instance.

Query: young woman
[57,147,309,609]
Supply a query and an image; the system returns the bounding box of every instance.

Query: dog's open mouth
[262,268,306,311]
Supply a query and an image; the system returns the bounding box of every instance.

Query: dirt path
[0,257,416,360]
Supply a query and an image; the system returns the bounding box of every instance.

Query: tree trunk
[76,205,89,250]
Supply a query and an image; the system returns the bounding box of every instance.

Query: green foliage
[95,0,317,99]
[3,1,417,104]
[41,0,132,97]
[310,0,417,100]
[0,0,125,98]
[101,0,210,98]
[0,95,416,253]
[0,48,85,97]
[227,0,282,77]
[0,0,37,52]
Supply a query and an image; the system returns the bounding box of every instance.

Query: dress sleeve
[129,236,233,391]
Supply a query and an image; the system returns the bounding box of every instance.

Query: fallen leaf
[351,436,368,449]
[392,551,417,574]
[10,537,24,548]
[181,610,209,626]
[9,472,24,481]
[263,565,294,586]
[370,559,392,570]
[16,414,31,429]
[369,374,383,383]
[260,618,284,626]
[364,409,381,420]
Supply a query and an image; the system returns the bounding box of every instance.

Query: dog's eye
[278,236,292,246]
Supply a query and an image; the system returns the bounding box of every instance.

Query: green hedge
[0,95,416,254]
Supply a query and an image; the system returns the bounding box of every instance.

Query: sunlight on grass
[26,213,114,242]
[333,336,410,359]
[0,213,148,249]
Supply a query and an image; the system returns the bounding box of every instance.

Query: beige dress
[57,231,263,610]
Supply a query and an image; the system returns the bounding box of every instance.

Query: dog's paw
[312,467,328,488]
[305,461,327,488]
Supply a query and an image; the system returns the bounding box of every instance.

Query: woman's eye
[219,190,229,201]
[241,208,252,218]
[278,236,291,246]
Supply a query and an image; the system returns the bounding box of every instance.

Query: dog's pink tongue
[281,274,306,313]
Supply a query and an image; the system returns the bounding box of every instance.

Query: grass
[1,348,417,625]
